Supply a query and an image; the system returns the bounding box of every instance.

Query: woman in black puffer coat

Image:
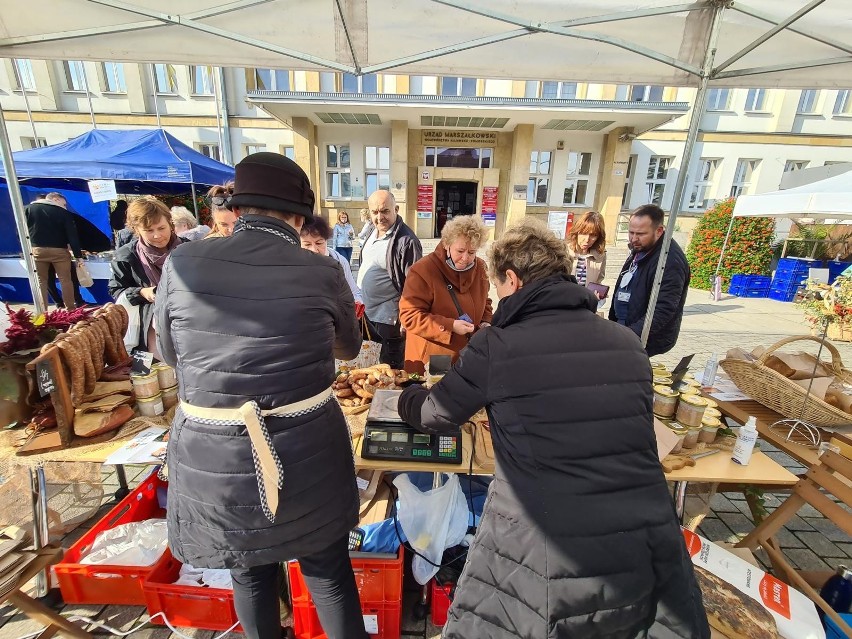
[399,219,709,639]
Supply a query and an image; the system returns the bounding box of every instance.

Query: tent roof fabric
[0,129,234,186]
[733,169,852,219]
[0,1,849,89]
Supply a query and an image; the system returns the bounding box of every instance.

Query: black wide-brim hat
[228,152,316,220]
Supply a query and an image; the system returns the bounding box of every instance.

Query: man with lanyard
[609,204,690,357]
[155,152,367,639]
[357,190,422,369]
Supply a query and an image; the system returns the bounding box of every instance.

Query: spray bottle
[732,416,758,466]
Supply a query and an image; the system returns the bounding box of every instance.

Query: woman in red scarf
[109,197,183,356]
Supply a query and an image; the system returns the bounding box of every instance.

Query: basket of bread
[334,364,408,414]
[720,335,852,427]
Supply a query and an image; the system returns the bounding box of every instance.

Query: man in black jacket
[609,204,690,357]
[25,193,83,310]
[357,190,422,368]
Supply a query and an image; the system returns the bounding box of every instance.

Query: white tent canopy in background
[0,0,850,89]
[733,170,852,220]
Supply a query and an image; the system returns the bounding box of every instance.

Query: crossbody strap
[439,273,466,318]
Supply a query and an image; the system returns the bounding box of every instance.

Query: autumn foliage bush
[686,198,775,291]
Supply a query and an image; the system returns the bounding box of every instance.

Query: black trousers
[230,536,368,639]
[363,316,405,370]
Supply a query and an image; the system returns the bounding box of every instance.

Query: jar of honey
[653,385,680,418]
[676,394,709,428]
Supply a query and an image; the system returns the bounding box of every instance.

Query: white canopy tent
[715,169,852,286]
[0,0,850,345]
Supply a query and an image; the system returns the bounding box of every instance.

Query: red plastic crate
[288,547,404,604]
[430,580,454,626]
[143,549,241,632]
[55,472,168,605]
[291,600,401,639]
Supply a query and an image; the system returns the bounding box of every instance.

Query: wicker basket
[719,335,852,427]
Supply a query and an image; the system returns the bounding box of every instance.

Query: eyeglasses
[210,194,231,207]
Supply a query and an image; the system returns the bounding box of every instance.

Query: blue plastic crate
[828,261,852,281]
[740,289,769,298]
[768,288,798,302]
[825,612,852,639]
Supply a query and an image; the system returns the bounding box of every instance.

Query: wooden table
[709,396,852,468]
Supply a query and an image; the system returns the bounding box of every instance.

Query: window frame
[196,143,221,161]
[439,76,477,97]
[340,73,378,94]
[784,160,809,173]
[101,62,126,93]
[281,145,295,160]
[243,144,266,157]
[541,81,578,99]
[834,90,852,116]
[706,88,731,111]
[153,64,179,95]
[688,158,720,210]
[21,137,47,150]
[423,147,492,169]
[191,65,215,96]
[798,89,820,114]
[745,88,767,112]
[12,59,36,92]
[326,143,352,199]
[63,61,87,92]
[730,159,759,198]
[563,151,593,206]
[629,85,664,102]
[645,156,673,207]
[621,154,636,211]
[254,68,289,92]
[365,145,390,194]
[527,150,553,205]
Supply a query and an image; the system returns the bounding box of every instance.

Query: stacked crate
[768,258,814,302]
[728,275,771,298]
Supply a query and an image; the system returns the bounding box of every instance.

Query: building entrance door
[435,181,477,238]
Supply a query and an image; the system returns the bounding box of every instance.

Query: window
[730,159,759,198]
[102,62,126,92]
[191,66,214,95]
[197,144,220,161]
[154,64,178,94]
[326,144,351,198]
[320,72,336,92]
[706,88,730,111]
[244,144,266,156]
[21,137,47,149]
[563,151,592,205]
[410,76,425,95]
[342,73,378,94]
[440,77,477,96]
[63,61,87,91]
[255,68,289,91]
[424,147,492,168]
[646,156,672,206]
[629,85,664,102]
[745,88,767,111]
[365,146,390,194]
[13,59,35,91]
[621,155,636,210]
[784,160,808,173]
[541,81,578,99]
[527,150,552,205]
[281,146,295,160]
[688,158,719,210]
[798,89,819,114]
[834,90,852,115]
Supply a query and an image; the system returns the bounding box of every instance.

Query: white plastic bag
[115,290,141,352]
[76,261,94,288]
[80,519,168,566]
[393,473,469,584]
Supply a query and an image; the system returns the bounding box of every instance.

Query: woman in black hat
[155,152,367,639]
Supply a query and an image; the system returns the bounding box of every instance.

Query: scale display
[361,389,462,464]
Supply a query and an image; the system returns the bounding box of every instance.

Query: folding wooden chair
[1,547,91,638]
[737,437,852,636]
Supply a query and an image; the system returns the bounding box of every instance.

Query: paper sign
[362,615,379,634]
[547,211,574,240]
[88,180,118,203]
[104,427,168,465]
[482,213,497,227]
[36,360,56,397]
[131,350,154,375]
[421,171,430,181]
[481,186,498,213]
[356,476,370,491]
[653,417,679,461]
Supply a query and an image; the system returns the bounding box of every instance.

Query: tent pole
[212,67,225,163]
[81,63,97,129]
[149,64,162,129]
[0,104,46,315]
[191,182,198,218]
[640,1,726,348]
[11,60,39,142]
[713,214,736,290]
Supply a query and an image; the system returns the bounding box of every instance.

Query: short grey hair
[45,192,67,206]
[170,206,197,229]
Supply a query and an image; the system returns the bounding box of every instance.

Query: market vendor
[155,152,366,639]
[108,197,184,356]
[398,219,710,639]
[399,215,492,374]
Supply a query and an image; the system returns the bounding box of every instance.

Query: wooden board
[664,450,798,486]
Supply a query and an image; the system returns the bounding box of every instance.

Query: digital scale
[361,389,463,464]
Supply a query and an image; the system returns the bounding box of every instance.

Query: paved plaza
[3,285,852,639]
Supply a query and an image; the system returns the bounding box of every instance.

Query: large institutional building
[1,59,850,242]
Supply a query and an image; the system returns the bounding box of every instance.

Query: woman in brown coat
[566,210,607,287]
[400,215,493,374]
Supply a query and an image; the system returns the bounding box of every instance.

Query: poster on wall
[417,184,433,219]
[547,211,574,239]
[481,186,498,213]
[482,213,497,227]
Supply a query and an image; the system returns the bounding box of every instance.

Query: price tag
[36,360,56,397]
[131,351,154,375]
[362,614,379,634]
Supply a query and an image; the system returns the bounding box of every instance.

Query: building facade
[1,59,851,242]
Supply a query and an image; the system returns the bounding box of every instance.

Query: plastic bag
[393,473,469,584]
[115,290,141,352]
[80,519,168,566]
[76,261,94,287]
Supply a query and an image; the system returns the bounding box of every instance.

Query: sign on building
[421,130,498,147]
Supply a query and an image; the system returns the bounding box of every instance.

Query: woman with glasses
[398,219,709,639]
[330,212,355,263]
[206,182,239,238]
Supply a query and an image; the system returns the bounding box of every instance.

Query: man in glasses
[609,204,690,357]
[206,182,240,237]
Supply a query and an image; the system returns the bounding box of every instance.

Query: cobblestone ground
[3,286,851,639]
